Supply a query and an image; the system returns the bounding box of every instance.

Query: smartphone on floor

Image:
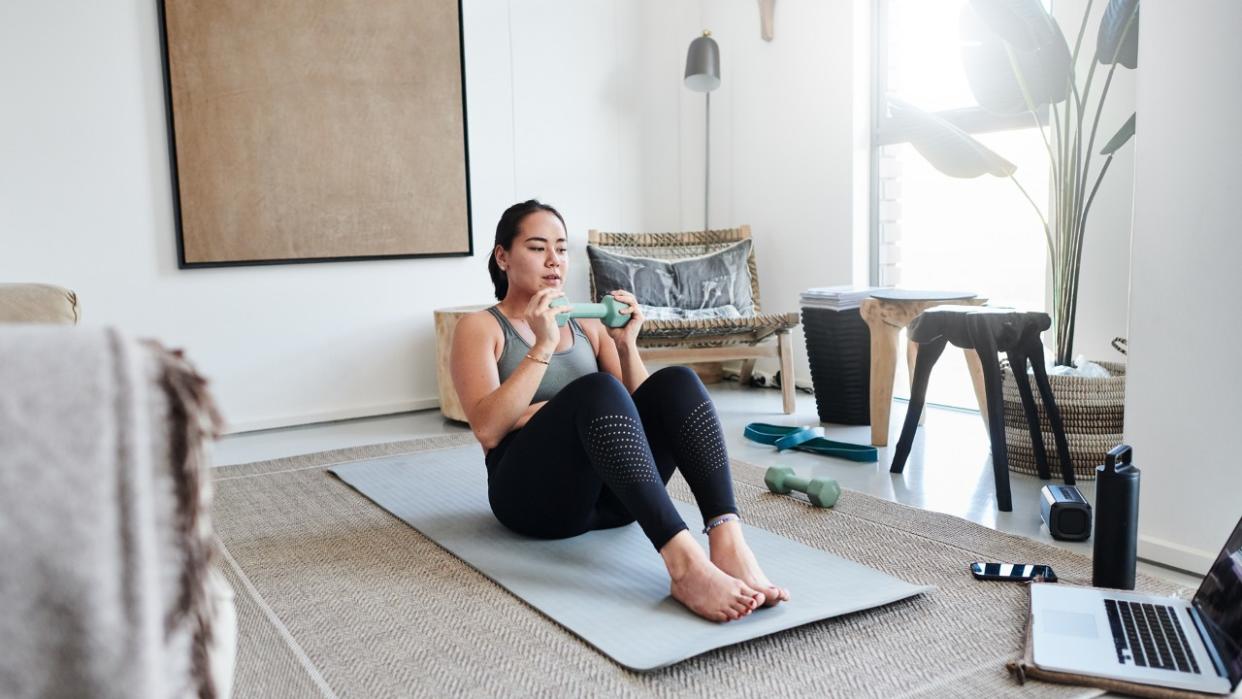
[970,562,1057,582]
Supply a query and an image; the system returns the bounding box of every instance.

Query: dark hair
[489,199,567,300]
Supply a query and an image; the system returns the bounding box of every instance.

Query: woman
[451,200,789,622]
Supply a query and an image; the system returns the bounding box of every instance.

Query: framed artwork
[157,0,472,268]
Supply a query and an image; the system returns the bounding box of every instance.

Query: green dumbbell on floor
[550,295,631,328]
[764,466,840,508]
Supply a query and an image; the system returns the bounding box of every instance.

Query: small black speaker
[1041,484,1092,541]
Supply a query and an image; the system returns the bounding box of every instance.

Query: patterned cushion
[640,305,745,321]
[586,239,755,316]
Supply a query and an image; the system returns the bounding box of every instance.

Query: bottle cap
[1104,444,1132,473]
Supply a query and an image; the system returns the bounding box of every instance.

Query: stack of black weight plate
[802,306,871,425]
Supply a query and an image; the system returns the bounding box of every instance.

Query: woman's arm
[591,289,648,393]
[614,341,649,392]
[450,313,545,450]
[450,290,565,450]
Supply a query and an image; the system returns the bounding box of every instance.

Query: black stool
[889,306,1074,512]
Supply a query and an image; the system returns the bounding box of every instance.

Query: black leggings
[484,366,738,551]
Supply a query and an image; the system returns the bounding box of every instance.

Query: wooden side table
[434,304,491,422]
[860,291,988,446]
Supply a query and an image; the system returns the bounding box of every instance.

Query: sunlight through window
[876,0,1051,409]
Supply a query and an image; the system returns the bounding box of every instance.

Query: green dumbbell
[550,295,631,328]
[764,466,840,508]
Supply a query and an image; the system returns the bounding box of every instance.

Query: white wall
[510,0,873,386]
[0,0,651,431]
[1126,1,1242,573]
[0,0,868,429]
[631,0,871,386]
[506,0,649,303]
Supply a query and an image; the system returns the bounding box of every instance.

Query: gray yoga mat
[330,444,933,671]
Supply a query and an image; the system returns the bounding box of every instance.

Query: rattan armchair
[586,225,800,413]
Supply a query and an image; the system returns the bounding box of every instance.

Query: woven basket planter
[1000,359,1126,481]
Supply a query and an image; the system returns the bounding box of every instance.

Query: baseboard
[1138,534,1215,576]
[222,398,440,435]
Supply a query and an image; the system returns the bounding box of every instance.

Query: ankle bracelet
[702,513,739,535]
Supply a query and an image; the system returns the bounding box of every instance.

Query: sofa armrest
[0,283,81,324]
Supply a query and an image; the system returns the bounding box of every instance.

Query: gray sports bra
[486,306,599,404]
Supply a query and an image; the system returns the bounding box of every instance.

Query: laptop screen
[1193,514,1242,688]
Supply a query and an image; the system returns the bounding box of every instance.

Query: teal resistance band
[743,423,878,463]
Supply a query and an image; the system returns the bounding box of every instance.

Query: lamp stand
[704,91,711,232]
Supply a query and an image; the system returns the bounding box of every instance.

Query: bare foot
[708,520,790,607]
[661,531,765,622]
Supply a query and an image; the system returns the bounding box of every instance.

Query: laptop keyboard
[1103,599,1201,674]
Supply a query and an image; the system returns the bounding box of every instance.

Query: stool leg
[778,331,796,414]
[1005,347,1052,480]
[964,349,990,432]
[865,310,901,446]
[1027,333,1076,485]
[907,338,928,426]
[891,336,948,474]
[738,358,757,386]
[969,315,1013,512]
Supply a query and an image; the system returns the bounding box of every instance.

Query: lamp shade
[683,32,721,92]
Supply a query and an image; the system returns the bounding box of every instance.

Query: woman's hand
[523,288,567,356]
[605,289,643,348]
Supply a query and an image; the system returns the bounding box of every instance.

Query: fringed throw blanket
[0,326,225,699]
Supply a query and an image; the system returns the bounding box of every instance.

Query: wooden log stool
[860,290,989,446]
[434,304,491,422]
[889,306,1075,512]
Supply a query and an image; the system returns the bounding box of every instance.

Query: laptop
[1031,513,1242,694]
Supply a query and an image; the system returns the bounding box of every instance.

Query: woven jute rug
[211,433,1182,698]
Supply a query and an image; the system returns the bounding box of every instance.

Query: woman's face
[496,210,568,296]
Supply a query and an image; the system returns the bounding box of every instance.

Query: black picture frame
[156,0,473,269]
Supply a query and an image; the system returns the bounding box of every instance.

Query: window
[873,0,1051,409]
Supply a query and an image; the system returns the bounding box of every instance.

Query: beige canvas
[161,0,470,265]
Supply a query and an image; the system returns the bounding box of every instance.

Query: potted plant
[890,0,1139,479]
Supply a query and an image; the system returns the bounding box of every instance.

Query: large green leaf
[1096,0,1139,68]
[968,0,1062,51]
[1100,112,1136,155]
[961,0,1072,114]
[888,98,1017,178]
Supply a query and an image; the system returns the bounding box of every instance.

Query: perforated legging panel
[484,368,738,550]
[583,415,661,487]
[630,367,738,524]
[676,400,729,480]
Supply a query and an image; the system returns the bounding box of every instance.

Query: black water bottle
[1092,444,1140,590]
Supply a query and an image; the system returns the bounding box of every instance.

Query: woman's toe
[739,584,765,606]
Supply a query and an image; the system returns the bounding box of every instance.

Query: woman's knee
[644,366,711,404]
[649,365,703,390]
[634,365,716,426]
[561,371,631,405]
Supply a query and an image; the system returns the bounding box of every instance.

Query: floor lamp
[684,30,720,231]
